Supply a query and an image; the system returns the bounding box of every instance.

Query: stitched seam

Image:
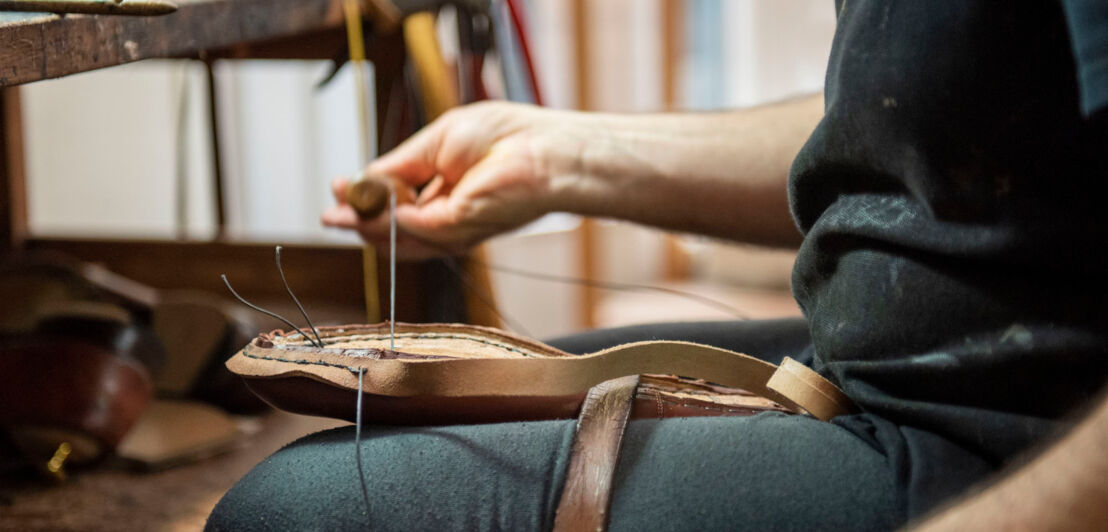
[244,332,541,374]
[277,332,539,358]
[242,349,362,374]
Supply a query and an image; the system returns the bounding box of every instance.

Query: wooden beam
[0,0,178,17]
[571,0,590,111]
[662,0,684,111]
[24,238,365,302]
[0,0,352,87]
[201,60,227,238]
[571,0,597,329]
[661,0,691,281]
[0,86,27,254]
[23,238,453,323]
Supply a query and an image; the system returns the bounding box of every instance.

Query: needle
[389,190,396,350]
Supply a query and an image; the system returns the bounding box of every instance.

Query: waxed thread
[221,271,323,349]
[268,331,544,357]
[275,245,323,347]
[354,367,372,519]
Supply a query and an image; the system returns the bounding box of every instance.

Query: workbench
[0,0,450,321]
[0,3,477,526]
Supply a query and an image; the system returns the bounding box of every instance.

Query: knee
[206,427,364,531]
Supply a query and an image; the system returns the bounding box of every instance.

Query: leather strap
[237,339,856,421]
[553,375,639,532]
[767,357,854,422]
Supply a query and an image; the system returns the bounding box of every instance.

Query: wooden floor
[0,412,344,532]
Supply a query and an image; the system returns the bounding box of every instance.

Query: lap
[207,421,576,532]
[207,320,901,530]
[207,414,902,531]
[609,414,900,531]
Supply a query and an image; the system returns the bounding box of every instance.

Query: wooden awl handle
[346,173,416,218]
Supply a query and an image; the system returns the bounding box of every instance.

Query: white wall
[22,59,367,244]
[217,60,364,243]
[23,61,215,239]
[723,0,836,107]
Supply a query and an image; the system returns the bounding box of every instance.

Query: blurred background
[17,0,834,339]
[2,1,837,527]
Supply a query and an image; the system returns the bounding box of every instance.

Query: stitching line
[244,332,543,374]
[242,349,363,373]
[276,332,540,358]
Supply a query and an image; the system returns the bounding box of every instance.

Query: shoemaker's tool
[0,0,177,15]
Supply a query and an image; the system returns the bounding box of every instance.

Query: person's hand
[322,101,584,259]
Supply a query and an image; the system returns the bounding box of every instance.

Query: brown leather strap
[553,375,639,532]
[234,339,857,421]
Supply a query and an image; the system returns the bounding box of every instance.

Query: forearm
[911,389,1108,531]
[545,94,823,247]
[331,96,824,255]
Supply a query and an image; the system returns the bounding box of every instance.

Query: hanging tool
[341,0,385,325]
[342,0,504,330]
[343,8,455,218]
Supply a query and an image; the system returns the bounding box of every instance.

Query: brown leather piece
[245,375,586,425]
[0,337,152,461]
[243,373,785,426]
[226,322,856,425]
[553,376,639,532]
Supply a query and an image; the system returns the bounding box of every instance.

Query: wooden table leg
[1,86,27,254]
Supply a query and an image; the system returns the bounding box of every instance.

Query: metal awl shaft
[389,190,396,350]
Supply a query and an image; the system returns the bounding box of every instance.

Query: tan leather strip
[553,375,639,532]
[230,338,856,421]
[766,357,856,422]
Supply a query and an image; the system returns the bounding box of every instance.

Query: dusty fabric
[206,414,899,532]
[790,0,1108,516]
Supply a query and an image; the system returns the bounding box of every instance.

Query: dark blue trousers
[207,319,904,531]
